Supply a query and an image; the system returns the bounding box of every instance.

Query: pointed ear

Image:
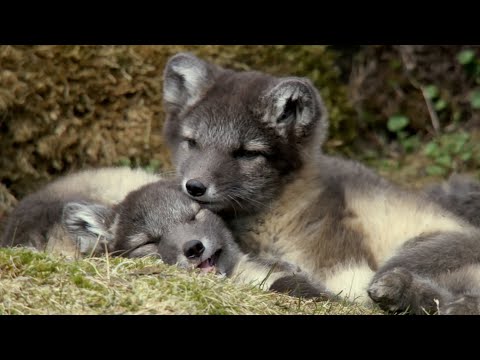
[262,77,328,143]
[62,202,115,255]
[163,52,217,114]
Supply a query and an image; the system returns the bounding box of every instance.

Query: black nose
[186,179,207,197]
[183,240,205,259]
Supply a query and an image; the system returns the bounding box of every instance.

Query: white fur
[126,232,149,248]
[180,126,195,139]
[195,209,207,221]
[181,178,188,196]
[244,139,269,152]
[66,204,110,238]
[47,167,162,206]
[324,262,375,305]
[206,184,217,198]
[190,201,201,214]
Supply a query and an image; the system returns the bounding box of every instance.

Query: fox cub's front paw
[368,267,413,313]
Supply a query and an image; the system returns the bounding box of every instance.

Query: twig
[398,46,441,135]
[420,87,441,134]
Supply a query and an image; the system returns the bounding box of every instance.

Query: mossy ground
[0,248,380,315]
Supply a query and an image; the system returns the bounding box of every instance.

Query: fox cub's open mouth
[197,249,222,273]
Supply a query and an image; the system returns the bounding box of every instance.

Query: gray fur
[163,53,480,314]
[1,191,84,250]
[368,231,480,314]
[425,174,480,227]
[163,53,222,115]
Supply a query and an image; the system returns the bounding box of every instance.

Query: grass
[0,248,380,315]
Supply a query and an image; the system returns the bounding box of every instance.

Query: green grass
[0,248,380,315]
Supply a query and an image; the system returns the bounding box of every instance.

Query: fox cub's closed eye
[232,149,263,160]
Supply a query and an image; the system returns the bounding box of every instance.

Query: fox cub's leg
[368,231,480,314]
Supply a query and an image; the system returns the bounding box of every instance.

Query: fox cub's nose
[186,179,207,197]
[183,240,205,259]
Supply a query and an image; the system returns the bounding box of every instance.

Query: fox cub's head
[163,53,329,216]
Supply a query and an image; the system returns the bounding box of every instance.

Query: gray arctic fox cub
[163,52,480,314]
[1,167,328,298]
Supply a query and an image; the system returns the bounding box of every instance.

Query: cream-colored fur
[234,161,478,304]
[45,167,162,205]
[323,262,375,305]
[345,188,471,267]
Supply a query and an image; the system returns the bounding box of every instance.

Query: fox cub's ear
[62,202,115,255]
[163,52,217,114]
[262,78,328,143]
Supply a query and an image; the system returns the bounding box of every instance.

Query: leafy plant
[387,115,409,132]
[423,132,479,176]
[386,115,420,153]
[457,49,480,93]
[424,85,439,100]
[457,49,476,65]
[423,84,448,113]
[470,89,480,109]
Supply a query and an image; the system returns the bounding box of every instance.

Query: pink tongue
[198,259,215,273]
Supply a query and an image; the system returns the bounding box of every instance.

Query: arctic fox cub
[162,52,480,314]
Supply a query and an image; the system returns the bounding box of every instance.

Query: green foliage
[423,84,449,113]
[400,134,421,153]
[387,115,409,132]
[143,159,162,174]
[423,132,479,176]
[386,115,420,154]
[117,157,131,167]
[457,49,480,91]
[424,85,439,100]
[434,99,447,111]
[425,164,447,177]
[457,49,476,65]
[470,89,480,109]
